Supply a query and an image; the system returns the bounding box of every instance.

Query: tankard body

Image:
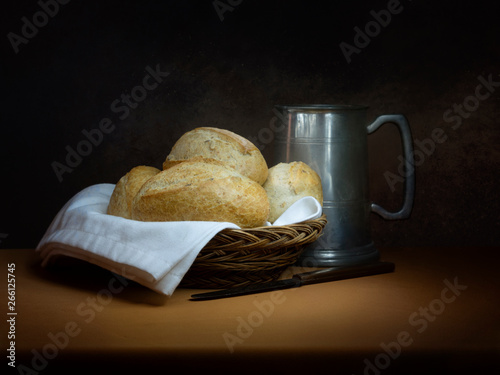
[273,105,414,267]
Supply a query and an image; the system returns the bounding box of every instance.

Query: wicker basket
[180,214,327,289]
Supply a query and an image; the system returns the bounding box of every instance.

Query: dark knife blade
[190,261,395,301]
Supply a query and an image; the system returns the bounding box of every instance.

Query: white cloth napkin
[36,184,322,295]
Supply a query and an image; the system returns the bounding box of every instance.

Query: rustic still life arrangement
[36,126,327,294]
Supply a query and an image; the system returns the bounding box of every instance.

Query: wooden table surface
[1,247,499,374]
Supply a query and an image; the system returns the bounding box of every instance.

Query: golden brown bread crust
[162,127,268,185]
[263,162,323,223]
[107,165,161,219]
[131,160,270,228]
[162,155,226,170]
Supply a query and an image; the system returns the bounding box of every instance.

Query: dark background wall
[1,0,499,250]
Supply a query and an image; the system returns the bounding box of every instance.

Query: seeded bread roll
[263,161,323,223]
[163,127,268,185]
[107,165,160,219]
[132,160,270,228]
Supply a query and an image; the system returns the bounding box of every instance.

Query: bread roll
[263,162,323,223]
[131,160,270,228]
[163,127,268,185]
[107,165,160,219]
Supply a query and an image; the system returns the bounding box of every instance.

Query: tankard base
[296,242,380,267]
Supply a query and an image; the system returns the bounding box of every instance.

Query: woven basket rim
[199,213,327,254]
[182,214,327,288]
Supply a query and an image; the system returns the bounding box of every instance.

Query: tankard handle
[367,114,415,220]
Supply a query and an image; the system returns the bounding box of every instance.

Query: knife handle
[295,261,395,285]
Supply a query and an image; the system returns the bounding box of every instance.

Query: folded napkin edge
[36,228,175,281]
[38,243,158,284]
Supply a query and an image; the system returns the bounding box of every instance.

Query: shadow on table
[28,255,169,306]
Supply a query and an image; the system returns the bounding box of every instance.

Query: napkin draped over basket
[36,184,325,295]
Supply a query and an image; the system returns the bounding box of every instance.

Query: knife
[190,261,395,301]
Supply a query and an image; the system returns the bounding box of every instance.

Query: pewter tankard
[273,105,415,267]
